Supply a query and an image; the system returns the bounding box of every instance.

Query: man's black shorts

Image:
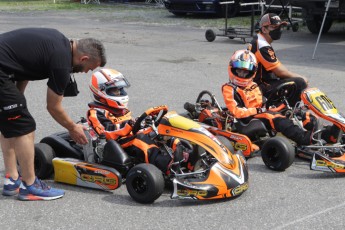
[0,71,36,138]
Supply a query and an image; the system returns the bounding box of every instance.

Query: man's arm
[46,87,88,144]
[16,80,29,94]
[272,63,309,84]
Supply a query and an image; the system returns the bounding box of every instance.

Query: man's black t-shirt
[0,28,72,95]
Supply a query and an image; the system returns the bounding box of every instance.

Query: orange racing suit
[222,81,314,145]
[87,107,184,173]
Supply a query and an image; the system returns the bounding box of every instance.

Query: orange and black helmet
[228,50,258,87]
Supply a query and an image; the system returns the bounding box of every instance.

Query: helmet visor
[104,75,131,88]
[231,60,256,72]
[106,87,127,96]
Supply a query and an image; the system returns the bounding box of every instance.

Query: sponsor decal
[231,183,249,196]
[234,143,248,151]
[95,170,110,175]
[315,160,345,170]
[80,174,117,185]
[268,49,276,60]
[3,104,18,110]
[177,189,208,197]
[229,135,243,141]
[8,115,21,120]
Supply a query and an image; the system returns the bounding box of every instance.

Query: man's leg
[1,134,19,180]
[1,131,36,185]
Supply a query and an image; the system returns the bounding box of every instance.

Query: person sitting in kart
[222,49,317,146]
[87,68,186,174]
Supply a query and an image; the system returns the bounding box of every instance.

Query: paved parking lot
[0,8,345,230]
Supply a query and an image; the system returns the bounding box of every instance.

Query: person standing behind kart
[248,13,308,108]
[87,69,186,174]
[0,28,106,201]
[222,49,316,146]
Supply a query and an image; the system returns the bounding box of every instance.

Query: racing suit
[248,33,307,107]
[222,81,314,146]
[87,107,184,173]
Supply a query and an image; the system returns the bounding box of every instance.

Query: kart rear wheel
[126,163,164,204]
[261,136,295,171]
[34,143,56,179]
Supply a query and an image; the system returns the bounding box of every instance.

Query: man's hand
[69,123,88,145]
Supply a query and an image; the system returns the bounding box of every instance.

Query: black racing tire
[205,29,216,42]
[261,136,295,171]
[126,163,164,204]
[306,16,333,34]
[34,143,56,179]
[216,135,235,154]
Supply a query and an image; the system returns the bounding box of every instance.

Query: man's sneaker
[18,177,64,201]
[2,174,21,196]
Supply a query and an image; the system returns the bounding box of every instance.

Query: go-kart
[184,82,345,173]
[34,104,248,204]
[254,81,345,173]
[183,90,296,171]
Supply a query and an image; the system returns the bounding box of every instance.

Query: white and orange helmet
[90,69,130,109]
[228,50,258,87]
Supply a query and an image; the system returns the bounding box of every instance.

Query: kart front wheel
[261,136,295,171]
[34,143,56,179]
[126,163,164,204]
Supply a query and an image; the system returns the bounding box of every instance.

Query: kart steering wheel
[196,90,216,107]
[265,81,297,109]
[131,105,168,135]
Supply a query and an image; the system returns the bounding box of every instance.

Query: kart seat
[233,119,268,140]
[40,132,84,159]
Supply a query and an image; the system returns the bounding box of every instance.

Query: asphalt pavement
[0,8,345,230]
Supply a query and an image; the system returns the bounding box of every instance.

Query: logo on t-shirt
[267,49,276,60]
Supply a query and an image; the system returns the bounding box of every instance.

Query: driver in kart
[87,68,186,174]
[222,50,317,146]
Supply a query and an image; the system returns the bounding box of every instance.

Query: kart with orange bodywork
[185,83,345,174]
[34,104,249,203]
[183,90,296,171]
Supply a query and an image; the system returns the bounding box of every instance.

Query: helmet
[228,50,258,87]
[90,69,130,109]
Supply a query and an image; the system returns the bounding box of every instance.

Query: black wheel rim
[265,147,280,163]
[132,175,148,194]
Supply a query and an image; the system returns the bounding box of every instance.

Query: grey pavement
[0,8,345,230]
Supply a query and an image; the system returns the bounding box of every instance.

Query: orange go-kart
[34,104,248,204]
[182,90,297,172]
[185,82,345,174]
[252,81,345,173]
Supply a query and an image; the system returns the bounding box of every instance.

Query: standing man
[249,13,308,107]
[0,28,106,201]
